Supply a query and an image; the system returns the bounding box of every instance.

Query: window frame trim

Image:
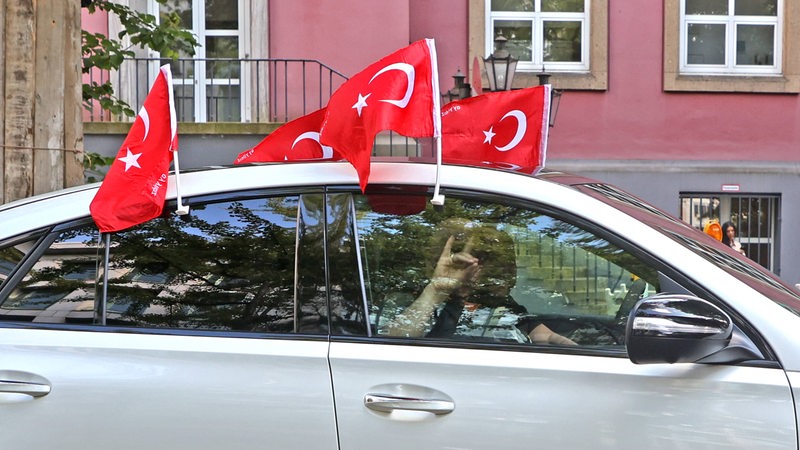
[485,6,591,72]
[665,0,800,93]
[679,0,783,76]
[469,0,608,91]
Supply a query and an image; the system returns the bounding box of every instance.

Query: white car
[1,159,799,449]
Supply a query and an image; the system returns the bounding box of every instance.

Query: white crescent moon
[369,62,414,108]
[494,110,526,152]
[138,106,150,141]
[292,131,334,159]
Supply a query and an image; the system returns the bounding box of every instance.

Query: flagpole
[426,38,445,206]
[539,84,552,173]
[162,63,189,216]
[173,149,189,215]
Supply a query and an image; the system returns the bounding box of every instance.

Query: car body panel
[0,328,337,449]
[330,342,795,449]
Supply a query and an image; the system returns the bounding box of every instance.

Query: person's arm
[528,323,577,345]
[386,236,479,337]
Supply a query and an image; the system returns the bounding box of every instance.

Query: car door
[0,192,338,449]
[328,189,796,450]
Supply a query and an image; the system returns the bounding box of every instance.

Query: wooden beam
[64,0,84,188]
[34,0,66,195]
[3,0,35,202]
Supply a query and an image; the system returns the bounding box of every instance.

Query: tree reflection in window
[354,194,660,346]
[1,226,99,322]
[106,196,301,332]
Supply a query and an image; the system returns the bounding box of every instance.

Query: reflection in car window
[0,235,43,287]
[351,192,663,348]
[1,226,99,323]
[105,196,305,332]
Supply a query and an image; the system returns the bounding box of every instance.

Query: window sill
[663,73,800,93]
[514,71,607,91]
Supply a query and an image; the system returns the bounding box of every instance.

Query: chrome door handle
[364,393,455,415]
[0,371,52,398]
[0,380,51,397]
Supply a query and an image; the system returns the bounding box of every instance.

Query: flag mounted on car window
[319,39,440,191]
[90,64,178,233]
[233,107,341,164]
[441,85,550,174]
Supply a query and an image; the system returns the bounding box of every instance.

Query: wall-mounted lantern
[483,34,518,92]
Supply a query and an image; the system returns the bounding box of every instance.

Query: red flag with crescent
[441,85,550,173]
[90,65,178,233]
[319,39,440,191]
[233,108,341,164]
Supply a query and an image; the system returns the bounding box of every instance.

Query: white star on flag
[483,126,496,144]
[119,148,142,172]
[352,93,371,116]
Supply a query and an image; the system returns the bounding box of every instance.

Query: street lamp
[484,34,518,91]
[537,69,562,128]
[442,68,471,104]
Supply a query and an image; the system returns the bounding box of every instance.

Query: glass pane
[679,196,720,231]
[0,236,41,286]
[544,21,582,62]
[687,23,726,64]
[736,24,775,65]
[542,0,585,12]
[735,0,777,16]
[206,0,238,29]
[171,57,195,79]
[493,20,533,62]
[357,193,663,347]
[160,0,193,28]
[2,226,99,323]
[105,196,299,332]
[324,193,369,335]
[685,0,728,15]
[173,84,195,122]
[206,84,241,121]
[491,0,534,12]
[206,36,239,60]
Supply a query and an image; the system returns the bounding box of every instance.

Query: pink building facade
[83,1,800,285]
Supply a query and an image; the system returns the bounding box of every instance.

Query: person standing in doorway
[722,221,746,256]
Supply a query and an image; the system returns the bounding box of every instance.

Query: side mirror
[625,294,732,364]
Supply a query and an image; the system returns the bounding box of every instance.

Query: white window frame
[679,0,782,76]
[149,0,249,122]
[485,0,590,73]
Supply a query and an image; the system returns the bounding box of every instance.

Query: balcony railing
[83,57,349,123]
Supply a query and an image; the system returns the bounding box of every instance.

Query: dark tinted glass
[104,196,301,332]
[349,191,662,347]
[0,235,42,287]
[1,225,99,323]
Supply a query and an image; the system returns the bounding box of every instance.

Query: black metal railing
[84,57,349,123]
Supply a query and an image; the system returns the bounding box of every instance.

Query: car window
[351,192,664,348]
[104,195,310,333]
[0,193,324,334]
[1,225,99,323]
[0,234,45,288]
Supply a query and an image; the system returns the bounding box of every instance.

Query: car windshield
[575,182,800,317]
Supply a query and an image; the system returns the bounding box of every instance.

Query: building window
[664,0,800,92]
[680,0,781,75]
[487,0,589,73]
[470,0,606,91]
[680,193,780,273]
[156,0,245,122]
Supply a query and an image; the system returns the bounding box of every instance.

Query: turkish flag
[233,108,341,164]
[90,65,178,233]
[441,85,550,173]
[319,39,439,191]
